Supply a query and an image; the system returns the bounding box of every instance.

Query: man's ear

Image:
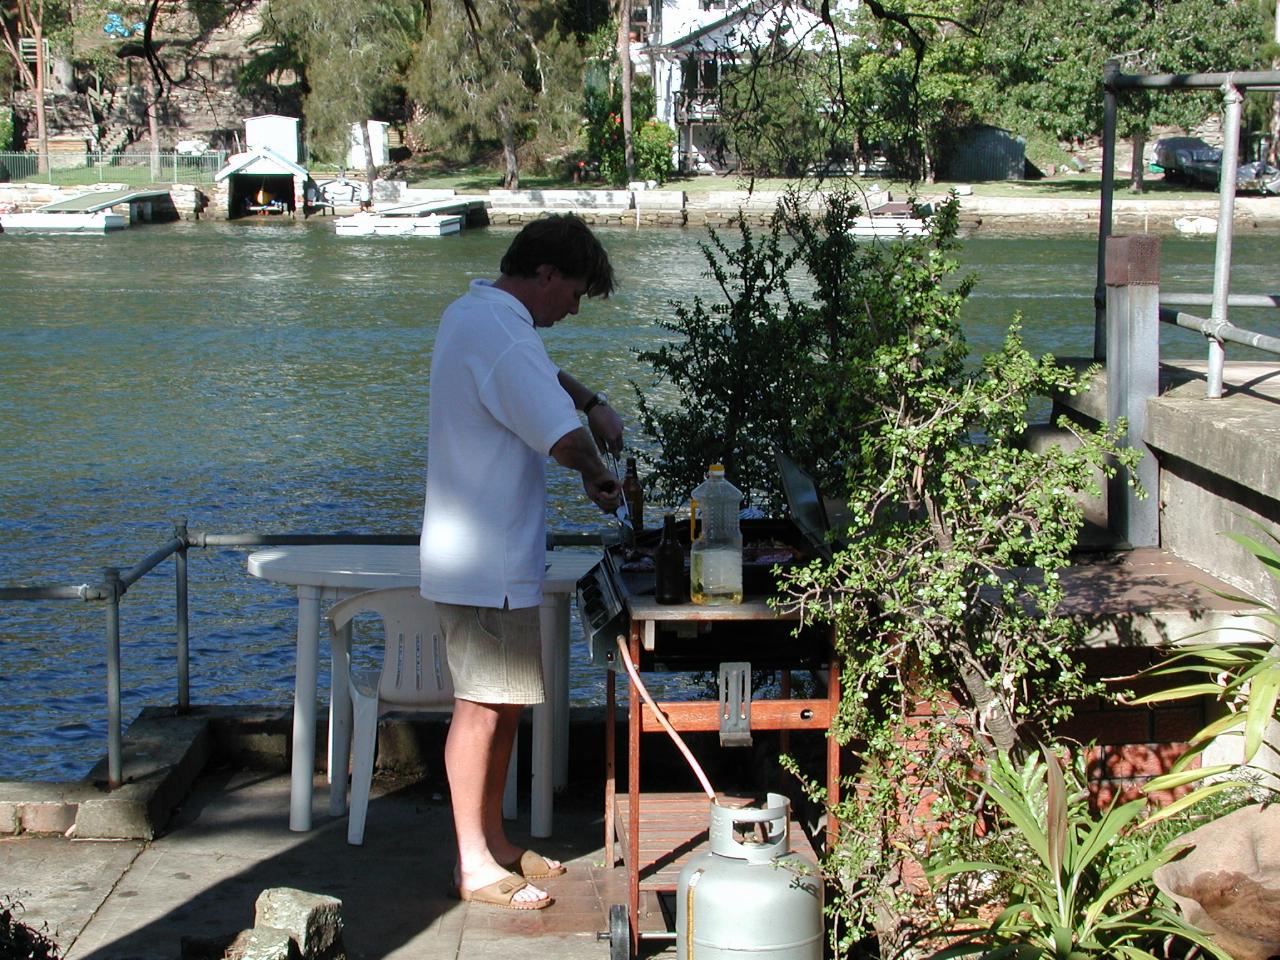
[535,264,556,285]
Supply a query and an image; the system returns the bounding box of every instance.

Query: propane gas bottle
[676,794,822,960]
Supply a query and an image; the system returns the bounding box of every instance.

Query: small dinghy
[1173,215,1217,236]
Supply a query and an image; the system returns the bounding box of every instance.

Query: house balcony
[675,92,720,123]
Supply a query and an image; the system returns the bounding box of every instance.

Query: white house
[631,0,857,173]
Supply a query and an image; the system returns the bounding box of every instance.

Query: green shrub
[926,750,1229,959]
[632,118,674,184]
[0,109,13,152]
[582,78,666,185]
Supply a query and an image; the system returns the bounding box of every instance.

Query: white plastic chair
[326,587,517,845]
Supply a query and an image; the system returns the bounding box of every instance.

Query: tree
[405,0,582,188]
[616,0,633,183]
[265,0,421,184]
[978,0,1271,190]
[1,0,67,168]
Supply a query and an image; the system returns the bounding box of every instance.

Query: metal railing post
[1095,58,1121,360]
[174,518,190,712]
[1206,82,1244,399]
[1105,235,1162,548]
[103,566,124,787]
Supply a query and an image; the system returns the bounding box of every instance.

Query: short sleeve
[478,341,581,455]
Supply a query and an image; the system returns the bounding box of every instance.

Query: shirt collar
[470,278,534,327]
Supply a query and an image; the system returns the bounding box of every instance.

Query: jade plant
[636,188,1144,954]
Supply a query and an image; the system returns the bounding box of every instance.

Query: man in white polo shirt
[420,215,622,910]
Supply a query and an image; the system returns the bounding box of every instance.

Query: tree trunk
[362,119,378,207]
[617,0,634,183]
[497,108,519,189]
[1272,0,1279,166]
[148,79,162,182]
[1129,130,1145,193]
[33,20,48,173]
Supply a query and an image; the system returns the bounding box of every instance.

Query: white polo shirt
[420,280,581,609]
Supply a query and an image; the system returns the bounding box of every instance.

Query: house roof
[214,146,310,182]
[650,1,828,57]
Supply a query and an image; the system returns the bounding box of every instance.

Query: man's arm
[550,427,622,513]
[557,369,623,455]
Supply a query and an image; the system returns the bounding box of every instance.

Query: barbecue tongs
[607,453,635,544]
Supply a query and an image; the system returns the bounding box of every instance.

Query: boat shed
[213,146,315,219]
[936,125,1028,181]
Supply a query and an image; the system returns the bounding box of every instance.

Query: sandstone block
[227,927,301,960]
[254,888,343,960]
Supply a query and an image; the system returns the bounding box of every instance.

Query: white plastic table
[246,544,599,835]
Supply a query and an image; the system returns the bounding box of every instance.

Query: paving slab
[0,835,142,949]
[3,765,672,960]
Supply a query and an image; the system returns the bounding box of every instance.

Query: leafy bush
[632,119,674,184]
[635,190,1140,953]
[582,78,668,185]
[0,109,12,153]
[1132,523,1280,820]
[926,750,1228,959]
[631,214,821,512]
[1,894,61,960]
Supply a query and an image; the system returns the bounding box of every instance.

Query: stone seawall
[3,181,1276,229]
[0,182,205,219]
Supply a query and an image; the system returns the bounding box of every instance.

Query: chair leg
[348,695,379,845]
[502,745,517,821]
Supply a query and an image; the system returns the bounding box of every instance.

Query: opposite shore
[1,179,1278,232]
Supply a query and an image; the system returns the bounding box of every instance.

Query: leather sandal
[458,872,552,911]
[504,849,567,879]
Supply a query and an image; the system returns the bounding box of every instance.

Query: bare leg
[446,698,549,905]
[482,708,562,874]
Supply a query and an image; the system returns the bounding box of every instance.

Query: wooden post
[1105,235,1161,548]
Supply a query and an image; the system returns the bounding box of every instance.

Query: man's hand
[584,468,623,513]
[588,404,624,456]
[551,426,623,514]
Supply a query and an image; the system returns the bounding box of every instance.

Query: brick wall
[1057,647,1208,807]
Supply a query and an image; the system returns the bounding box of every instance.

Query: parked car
[1153,136,1217,180]
[1153,136,1280,194]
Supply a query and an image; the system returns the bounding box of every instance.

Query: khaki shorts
[436,602,545,705]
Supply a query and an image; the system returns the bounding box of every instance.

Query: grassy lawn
[3,153,1234,203]
[398,163,1233,202]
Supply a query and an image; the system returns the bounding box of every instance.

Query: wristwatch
[583,391,608,415]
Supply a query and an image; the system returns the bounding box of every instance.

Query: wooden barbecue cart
[600,571,840,959]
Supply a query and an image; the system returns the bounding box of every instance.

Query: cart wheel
[608,903,630,960]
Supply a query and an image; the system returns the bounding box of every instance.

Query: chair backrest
[326,587,454,707]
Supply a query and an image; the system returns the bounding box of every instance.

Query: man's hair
[499,214,616,297]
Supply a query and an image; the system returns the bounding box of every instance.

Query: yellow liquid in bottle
[690,547,743,605]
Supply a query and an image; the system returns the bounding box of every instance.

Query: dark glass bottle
[655,513,685,605]
[622,457,644,532]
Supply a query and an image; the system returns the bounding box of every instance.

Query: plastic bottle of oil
[689,464,743,605]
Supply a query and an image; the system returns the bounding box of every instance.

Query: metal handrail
[1160,307,1280,355]
[1097,62,1280,398]
[0,523,614,788]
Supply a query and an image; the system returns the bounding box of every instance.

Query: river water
[2,217,1276,780]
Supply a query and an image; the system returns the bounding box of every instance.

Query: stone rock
[226,927,300,960]
[1154,803,1280,960]
[253,888,344,960]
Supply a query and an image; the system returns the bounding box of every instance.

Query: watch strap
[583,392,606,415]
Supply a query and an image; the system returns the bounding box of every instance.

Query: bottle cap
[708,463,724,475]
